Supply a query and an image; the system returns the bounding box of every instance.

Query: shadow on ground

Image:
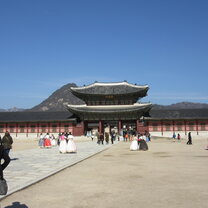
[3,201,28,208]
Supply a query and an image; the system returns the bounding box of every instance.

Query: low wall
[150,131,208,139]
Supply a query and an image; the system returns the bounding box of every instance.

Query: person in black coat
[187,132,192,145]
[0,142,11,179]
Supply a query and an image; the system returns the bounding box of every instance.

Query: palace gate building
[67,81,152,134]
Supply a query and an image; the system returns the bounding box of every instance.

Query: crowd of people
[87,128,151,151]
[38,132,77,154]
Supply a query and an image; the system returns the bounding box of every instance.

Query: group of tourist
[130,133,149,151]
[172,132,181,141]
[38,132,77,153]
[38,133,57,148]
[90,128,151,151]
[58,132,77,153]
[95,131,117,145]
[172,131,193,145]
[123,129,151,143]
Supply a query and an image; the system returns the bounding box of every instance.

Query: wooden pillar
[16,123,18,137]
[26,122,28,137]
[184,120,187,135]
[83,121,87,136]
[173,120,175,132]
[146,121,149,133]
[99,120,104,134]
[118,120,122,134]
[48,122,50,133]
[59,122,61,133]
[136,120,140,133]
[161,120,164,136]
[37,123,39,137]
[196,119,199,135]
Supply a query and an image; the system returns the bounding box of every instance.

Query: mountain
[152,102,208,110]
[150,102,208,118]
[0,107,25,112]
[27,83,84,112]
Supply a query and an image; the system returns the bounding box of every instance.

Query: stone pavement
[0,141,116,200]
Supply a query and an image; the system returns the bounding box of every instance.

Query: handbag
[0,178,8,195]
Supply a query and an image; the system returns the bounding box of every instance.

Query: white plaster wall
[150,131,208,139]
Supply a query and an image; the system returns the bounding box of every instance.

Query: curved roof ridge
[71,81,148,90]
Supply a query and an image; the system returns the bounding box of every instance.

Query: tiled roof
[149,109,208,119]
[0,111,74,122]
[70,82,149,96]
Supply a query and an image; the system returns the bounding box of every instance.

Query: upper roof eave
[71,81,149,90]
[70,81,149,96]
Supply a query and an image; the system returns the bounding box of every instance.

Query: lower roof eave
[0,118,77,123]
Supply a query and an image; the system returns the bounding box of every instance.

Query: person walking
[172,132,176,142]
[66,132,77,153]
[0,141,11,180]
[104,132,109,144]
[110,131,116,144]
[44,132,52,148]
[59,132,67,153]
[187,132,192,145]
[1,131,13,155]
[177,133,181,141]
[38,133,44,148]
[130,134,139,151]
[100,132,104,145]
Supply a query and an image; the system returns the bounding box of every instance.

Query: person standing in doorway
[1,131,13,155]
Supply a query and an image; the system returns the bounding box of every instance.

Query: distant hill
[150,108,208,118]
[0,107,25,112]
[27,83,84,112]
[151,102,208,118]
[152,102,208,110]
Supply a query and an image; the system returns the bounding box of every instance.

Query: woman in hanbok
[59,133,67,153]
[51,134,56,146]
[44,133,52,148]
[66,132,77,153]
[130,135,139,151]
[38,133,44,148]
[138,134,148,151]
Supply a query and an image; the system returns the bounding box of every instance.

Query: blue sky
[0,0,208,109]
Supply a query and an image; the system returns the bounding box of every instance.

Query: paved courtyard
[0,137,208,208]
[0,140,114,200]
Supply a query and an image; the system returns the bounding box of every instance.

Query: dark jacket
[0,145,11,179]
